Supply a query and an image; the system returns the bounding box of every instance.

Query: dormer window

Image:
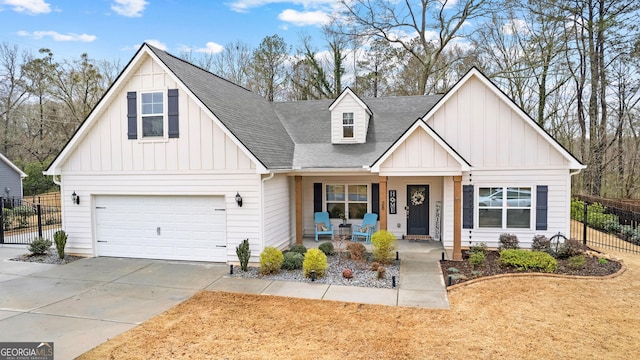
[342,112,354,138]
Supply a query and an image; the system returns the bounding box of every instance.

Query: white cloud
[278,9,330,26]
[2,0,51,14]
[194,41,224,54]
[228,0,337,13]
[144,39,167,50]
[17,30,96,42]
[502,19,529,36]
[111,0,147,17]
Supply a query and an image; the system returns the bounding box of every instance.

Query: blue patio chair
[314,212,334,242]
[352,213,378,243]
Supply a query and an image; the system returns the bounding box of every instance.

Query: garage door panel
[95,195,226,262]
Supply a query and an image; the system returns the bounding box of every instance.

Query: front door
[407,185,429,235]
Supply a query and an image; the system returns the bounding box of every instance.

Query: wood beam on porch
[295,176,303,244]
[453,175,463,261]
[379,176,387,230]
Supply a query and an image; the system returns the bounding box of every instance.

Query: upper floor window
[141,92,164,137]
[342,112,354,138]
[478,187,532,228]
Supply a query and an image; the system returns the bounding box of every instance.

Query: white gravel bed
[230,252,400,289]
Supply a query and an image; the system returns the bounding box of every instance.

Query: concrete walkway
[0,240,448,359]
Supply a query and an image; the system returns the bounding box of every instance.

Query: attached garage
[95,195,227,262]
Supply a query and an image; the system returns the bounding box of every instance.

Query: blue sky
[0,0,336,62]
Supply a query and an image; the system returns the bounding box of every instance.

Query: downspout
[261,172,275,250]
[51,175,62,186]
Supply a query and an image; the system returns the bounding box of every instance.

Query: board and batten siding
[262,174,293,253]
[440,169,571,249]
[379,129,462,175]
[426,76,569,169]
[330,94,369,144]
[385,176,444,239]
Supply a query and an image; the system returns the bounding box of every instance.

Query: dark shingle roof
[149,44,442,170]
[148,45,295,169]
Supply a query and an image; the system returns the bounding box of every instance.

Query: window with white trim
[342,112,354,138]
[141,92,164,137]
[478,187,531,228]
[326,184,367,220]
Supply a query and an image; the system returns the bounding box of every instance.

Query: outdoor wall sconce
[71,191,80,205]
[235,192,243,207]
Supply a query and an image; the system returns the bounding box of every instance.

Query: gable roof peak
[328,87,372,115]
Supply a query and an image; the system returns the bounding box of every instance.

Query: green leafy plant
[289,243,307,255]
[568,255,586,270]
[13,205,34,228]
[469,252,486,268]
[236,239,251,271]
[468,242,488,255]
[556,239,587,259]
[282,251,304,270]
[27,237,52,255]
[303,248,328,278]
[498,233,520,251]
[531,235,550,253]
[598,258,608,265]
[499,249,557,273]
[371,230,397,264]
[259,246,283,275]
[53,230,67,259]
[318,241,334,256]
[346,242,366,262]
[2,208,12,230]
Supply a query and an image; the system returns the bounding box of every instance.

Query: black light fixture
[235,192,243,207]
[71,191,80,205]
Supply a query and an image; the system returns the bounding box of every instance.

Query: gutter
[260,172,276,250]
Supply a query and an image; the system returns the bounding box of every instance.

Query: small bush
[603,219,623,234]
[282,251,304,270]
[377,266,386,279]
[498,233,519,251]
[568,255,586,270]
[621,225,635,239]
[556,239,587,259]
[499,249,557,273]
[259,246,283,275]
[53,230,67,259]
[371,230,397,264]
[303,248,328,278]
[289,244,307,255]
[2,208,13,230]
[318,241,334,256]
[346,242,366,262]
[28,237,52,255]
[631,232,640,246]
[236,239,251,271]
[468,242,488,255]
[370,261,381,271]
[13,205,35,217]
[531,235,550,253]
[469,252,485,268]
[598,258,608,265]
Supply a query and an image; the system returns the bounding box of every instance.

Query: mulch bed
[441,250,622,286]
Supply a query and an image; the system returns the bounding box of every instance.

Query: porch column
[295,176,303,244]
[453,175,463,261]
[379,176,387,230]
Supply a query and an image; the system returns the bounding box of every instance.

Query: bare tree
[0,43,29,156]
[212,40,252,87]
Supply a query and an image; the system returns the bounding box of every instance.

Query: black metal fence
[0,193,62,245]
[570,196,640,254]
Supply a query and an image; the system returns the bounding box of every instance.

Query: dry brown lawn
[79,249,640,360]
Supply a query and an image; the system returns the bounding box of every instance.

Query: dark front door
[407,185,429,235]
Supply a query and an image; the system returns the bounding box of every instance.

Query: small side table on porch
[338,223,352,240]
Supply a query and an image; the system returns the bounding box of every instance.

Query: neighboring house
[0,153,26,199]
[44,43,585,262]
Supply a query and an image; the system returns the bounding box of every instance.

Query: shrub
[468,242,488,255]
[13,205,35,217]
[598,258,608,265]
[236,239,251,271]
[370,262,381,271]
[303,248,328,278]
[318,241,334,256]
[603,219,623,234]
[377,266,386,279]
[568,255,586,270]
[498,233,519,251]
[346,242,366,262]
[259,246,283,275]
[2,208,12,230]
[556,239,587,259]
[289,243,307,255]
[282,251,304,270]
[469,252,486,268]
[499,249,557,273]
[371,230,397,264]
[621,225,635,239]
[531,235,550,253]
[28,237,52,255]
[53,230,67,259]
[631,232,640,246]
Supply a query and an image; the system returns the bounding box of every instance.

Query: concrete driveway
[0,247,229,359]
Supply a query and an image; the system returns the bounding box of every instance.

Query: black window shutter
[371,183,379,215]
[462,185,474,229]
[127,91,137,139]
[168,88,179,138]
[313,183,323,213]
[536,185,548,230]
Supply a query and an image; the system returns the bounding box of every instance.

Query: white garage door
[95,195,227,262]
